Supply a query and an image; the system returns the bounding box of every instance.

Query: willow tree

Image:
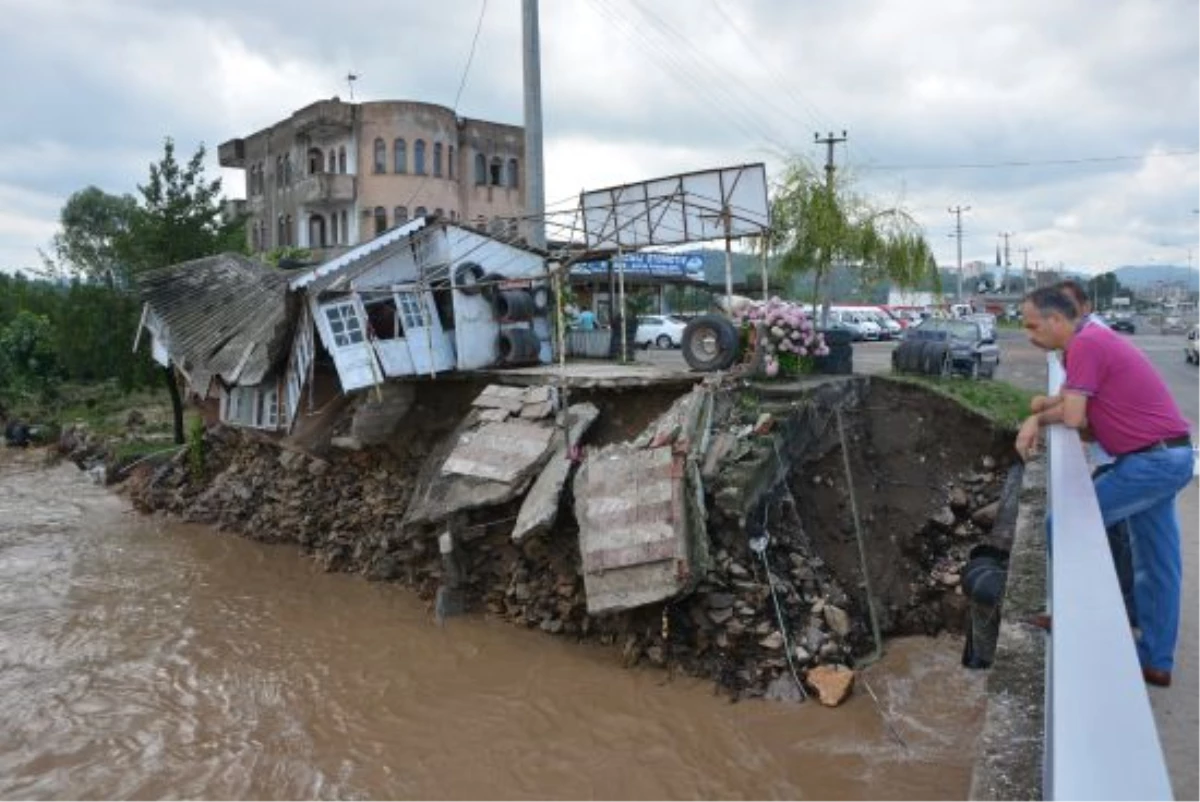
[766,159,938,321]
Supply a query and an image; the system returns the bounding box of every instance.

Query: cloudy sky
[1,0,1197,277]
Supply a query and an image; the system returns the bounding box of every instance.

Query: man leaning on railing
[1014,286,1194,688]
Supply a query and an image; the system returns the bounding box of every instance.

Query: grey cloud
[0,0,1196,274]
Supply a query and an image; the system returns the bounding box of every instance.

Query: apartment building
[218,98,527,259]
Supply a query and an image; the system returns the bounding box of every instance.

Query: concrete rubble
[119,375,1014,702]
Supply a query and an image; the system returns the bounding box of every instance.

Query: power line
[583,0,791,153]
[452,0,489,111]
[860,149,1200,172]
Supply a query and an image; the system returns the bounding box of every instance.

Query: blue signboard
[571,252,706,283]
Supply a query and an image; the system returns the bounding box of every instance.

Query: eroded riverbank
[0,451,988,799]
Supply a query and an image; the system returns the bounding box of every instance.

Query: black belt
[1118,435,1192,458]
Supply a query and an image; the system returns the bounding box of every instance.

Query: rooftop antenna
[346,72,359,101]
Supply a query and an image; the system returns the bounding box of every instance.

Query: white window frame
[324,301,365,348]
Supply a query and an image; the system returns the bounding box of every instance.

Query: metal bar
[1044,352,1172,801]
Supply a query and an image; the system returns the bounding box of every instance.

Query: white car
[635,315,687,349]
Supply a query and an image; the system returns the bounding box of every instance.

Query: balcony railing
[1043,352,1172,800]
[296,173,356,206]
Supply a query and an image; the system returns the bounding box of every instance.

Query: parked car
[1186,324,1199,364]
[892,318,1000,379]
[967,312,997,341]
[1111,317,1136,334]
[635,315,687,349]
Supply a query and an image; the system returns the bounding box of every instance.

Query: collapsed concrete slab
[573,387,713,614]
[511,403,600,543]
[402,384,561,530]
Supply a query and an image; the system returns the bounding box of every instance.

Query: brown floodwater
[0,451,987,800]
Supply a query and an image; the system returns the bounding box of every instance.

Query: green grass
[889,374,1034,430]
[4,380,184,441]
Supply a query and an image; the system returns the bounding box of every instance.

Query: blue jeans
[1094,446,1195,672]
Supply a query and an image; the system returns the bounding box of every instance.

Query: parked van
[827,307,882,341]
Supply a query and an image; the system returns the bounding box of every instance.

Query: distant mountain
[1112,265,1199,290]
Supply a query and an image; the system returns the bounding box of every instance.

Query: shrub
[731,297,829,377]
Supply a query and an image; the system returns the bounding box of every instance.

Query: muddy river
[0,452,986,799]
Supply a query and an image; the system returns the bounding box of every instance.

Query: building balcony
[218,138,246,168]
[296,173,356,206]
[291,100,355,139]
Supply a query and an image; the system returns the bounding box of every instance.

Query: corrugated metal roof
[137,253,293,390]
[289,217,429,292]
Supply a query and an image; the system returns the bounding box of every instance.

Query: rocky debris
[115,376,1012,705]
[805,664,855,707]
[971,500,1000,529]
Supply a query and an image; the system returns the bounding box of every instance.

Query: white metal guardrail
[1044,353,1172,800]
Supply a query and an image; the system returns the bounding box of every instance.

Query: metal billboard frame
[579,163,769,251]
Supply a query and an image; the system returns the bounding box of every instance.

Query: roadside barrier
[1042,352,1172,800]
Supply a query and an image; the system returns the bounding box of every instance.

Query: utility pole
[814,130,848,191]
[998,231,1013,293]
[814,131,847,325]
[948,205,971,300]
[522,0,546,250]
[1019,247,1031,294]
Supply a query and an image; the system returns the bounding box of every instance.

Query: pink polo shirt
[1063,324,1191,456]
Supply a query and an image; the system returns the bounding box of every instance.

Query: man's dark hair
[1025,286,1079,321]
[1055,279,1090,311]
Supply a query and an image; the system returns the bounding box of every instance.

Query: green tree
[119,138,247,443]
[119,138,246,273]
[52,186,138,287]
[765,159,938,320]
[0,310,60,401]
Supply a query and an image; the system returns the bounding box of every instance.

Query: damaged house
[138,217,554,433]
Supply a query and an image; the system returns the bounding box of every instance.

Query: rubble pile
[119,376,1012,704]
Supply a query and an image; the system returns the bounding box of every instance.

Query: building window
[397,292,430,330]
[434,208,444,219]
[393,138,407,174]
[324,302,365,347]
[475,215,487,231]
[507,158,519,188]
[374,206,387,236]
[474,153,487,185]
[338,146,347,174]
[414,206,427,220]
[374,138,386,173]
[394,206,409,226]
[414,140,426,175]
[449,210,457,222]
[448,146,456,179]
[328,148,336,173]
[276,156,284,188]
[308,147,324,174]
[341,210,349,243]
[331,213,339,245]
[285,214,293,246]
[283,154,292,185]
[365,297,400,340]
[489,157,503,187]
[433,143,443,177]
[277,215,285,246]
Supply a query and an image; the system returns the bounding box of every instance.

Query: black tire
[655,334,673,349]
[922,343,947,375]
[454,261,485,294]
[479,272,505,303]
[681,314,739,372]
